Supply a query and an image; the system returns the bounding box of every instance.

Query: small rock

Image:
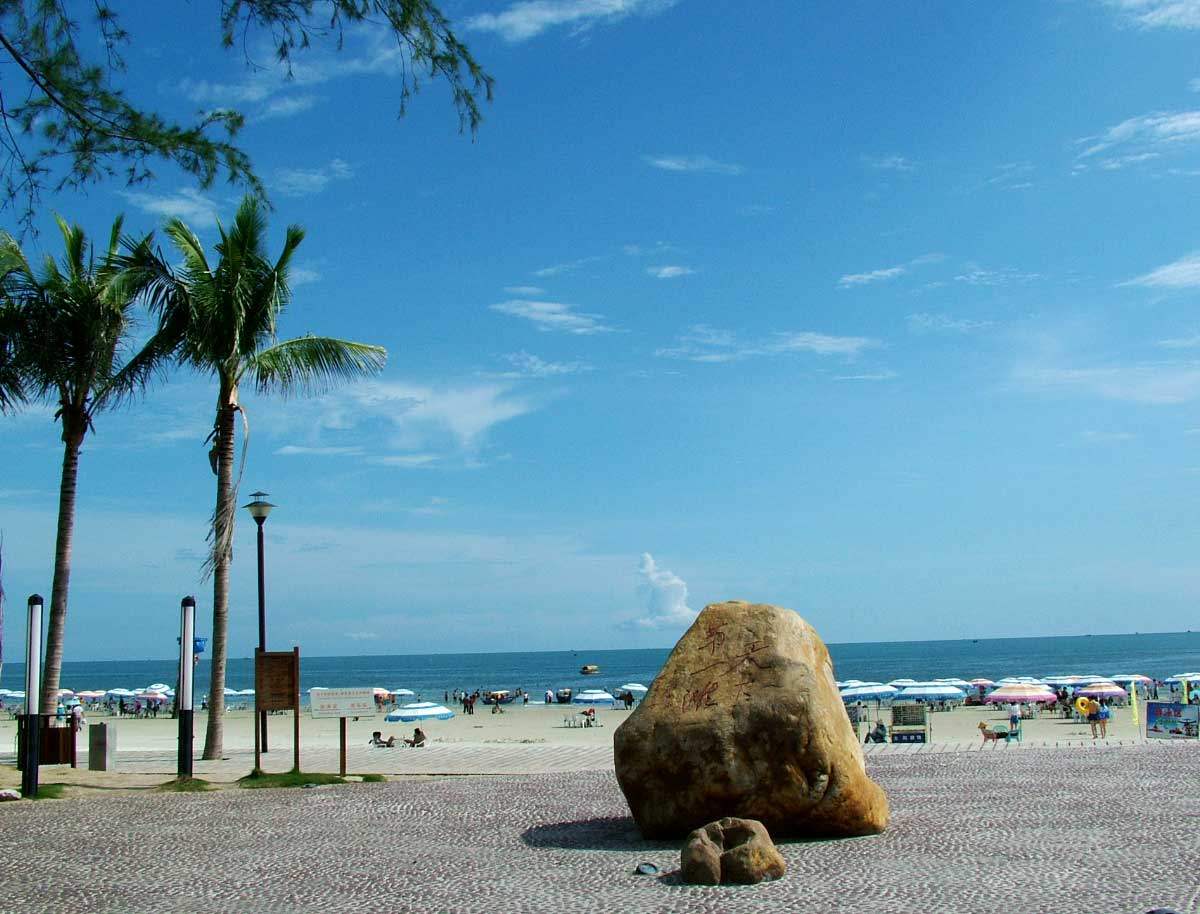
[680,817,786,885]
[0,789,20,802]
[633,862,659,876]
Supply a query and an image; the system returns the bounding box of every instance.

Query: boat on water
[580,664,600,675]
[555,688,573,704]
[481,690,515,705]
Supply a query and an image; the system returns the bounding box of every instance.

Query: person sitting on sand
[403,727,426,748]
[369,731,396,748]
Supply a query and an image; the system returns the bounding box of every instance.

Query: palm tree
[126,196,386,759]
[0,216,171,710]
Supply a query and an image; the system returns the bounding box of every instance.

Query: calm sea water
[2,631,1198,701]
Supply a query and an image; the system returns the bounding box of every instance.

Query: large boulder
[614,600,889,839]
[680,817,786,885]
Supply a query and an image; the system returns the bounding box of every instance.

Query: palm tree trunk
[40,419,85,713]
[202,398,237,760]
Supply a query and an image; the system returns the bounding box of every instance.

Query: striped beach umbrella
[984,683,1057,703]
[895,684,966,702]
[1076,681,1127,699]
[572,689,617,706]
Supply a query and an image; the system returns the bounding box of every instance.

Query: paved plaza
[1,742,1197,914]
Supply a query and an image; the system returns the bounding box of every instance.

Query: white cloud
[257,95,319,121]
[834,370,898,382]
[273,159,353,197]
[290,266,322,287]
[642,154,744,175]
[656,324,878,362]
[1097,151,1161,170]
[345,631,378,641]
[532,256,603,277]
[1122,251,1200,288]
[1159,333,1200,348]
[907,312,994,334]
[275,445,363,456]
[121,188,222,228]
[625,553,695,630]
[646,265,694,279]
[490,299,615,334]
[1077,110,1200,164]
[953,265,1039,286]
[862,155,916,172]
[178,76,274,105]
[1013,362,1200,404]
[467,0,679,42]
[504,285,546,295]
[498,351,591,378]
[837,265,906,288]
[1103,0,1200,29]
[366,453,440,468]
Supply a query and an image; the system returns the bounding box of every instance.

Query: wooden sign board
[255,649,299,711]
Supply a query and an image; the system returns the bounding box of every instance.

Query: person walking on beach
[1086,697,1101,739]
[1007,701,1020,734]
[1097,700,1111,739]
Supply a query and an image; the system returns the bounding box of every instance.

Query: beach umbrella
[237,689,255,696]
[106,688,136,698]
[1165,673,1200,682]
[985,683,1057,703]
[572,689,616,706]
[968,678,995,687]
[618,683,648,694]
[392,688,416,697]
[384,701,454,723]
[933,678,972,689]
[146,683,171,692]
[372,687,392,697]
[840,685,898,701]
[1076,682,1127,699]
[1041,675,1084,687]
[5,690,26,699]
[895,685,966,702]
[887,678,917,687]
[1108,674,1151,684]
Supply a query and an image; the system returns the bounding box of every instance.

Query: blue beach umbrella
[895,684,966,702]
[572,689,617,706]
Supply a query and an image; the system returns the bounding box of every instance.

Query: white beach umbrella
[895,685,966,701]
[1165,673,1200,682]
[840,685,898,701]
[968,678,995,687]
[106,688,136,697]
[392,688,416,697]
[146,683,171,693]
[887,678,917,687]
[1108,674,1152,684]
[572,689,616,706]
[384,701,454,722]
[223,687,240,696]
[237,689,255,696]
[617,683,648,694]
[933,678,972,689]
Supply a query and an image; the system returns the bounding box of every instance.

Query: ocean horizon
[3,630,1198,701]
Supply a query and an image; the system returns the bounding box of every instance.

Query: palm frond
[249,336,387,397]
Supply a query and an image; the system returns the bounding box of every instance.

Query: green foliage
[34,782,66,799]
[360,773,386,782]
[0,1,492,232]
[239,769,346,789]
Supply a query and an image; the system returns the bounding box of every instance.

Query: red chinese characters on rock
[679,621,770,712]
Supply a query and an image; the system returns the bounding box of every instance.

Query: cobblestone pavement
[1,743,1198,914]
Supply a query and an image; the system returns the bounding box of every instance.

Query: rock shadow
[520,816,677,852]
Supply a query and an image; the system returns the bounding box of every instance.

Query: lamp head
[243,491,276,522]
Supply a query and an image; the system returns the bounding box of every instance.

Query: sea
[2,630,1198,702]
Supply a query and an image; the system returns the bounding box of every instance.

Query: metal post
[178,596,196,778]
[292,646,301,773]
[256,516,268,753]
[21,594,43,798]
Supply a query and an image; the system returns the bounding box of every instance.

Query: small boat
[580,664,600,675]
[555,688,573,704]
[481,690,515,705]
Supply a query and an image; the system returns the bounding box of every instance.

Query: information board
[255,649,299,711]
[310,688,376,719]
[1145,701,1199,739]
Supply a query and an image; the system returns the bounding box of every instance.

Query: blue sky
[4,0,1200,661]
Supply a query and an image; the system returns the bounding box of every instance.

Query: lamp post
[243,491,275,753]
[21,594,43,798]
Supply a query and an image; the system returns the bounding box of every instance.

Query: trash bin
[88,722,116,771]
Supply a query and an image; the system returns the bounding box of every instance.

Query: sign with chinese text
[1145,702,1199,740]
[310,688,375,719]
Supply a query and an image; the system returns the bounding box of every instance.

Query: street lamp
[243,491,276,753]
